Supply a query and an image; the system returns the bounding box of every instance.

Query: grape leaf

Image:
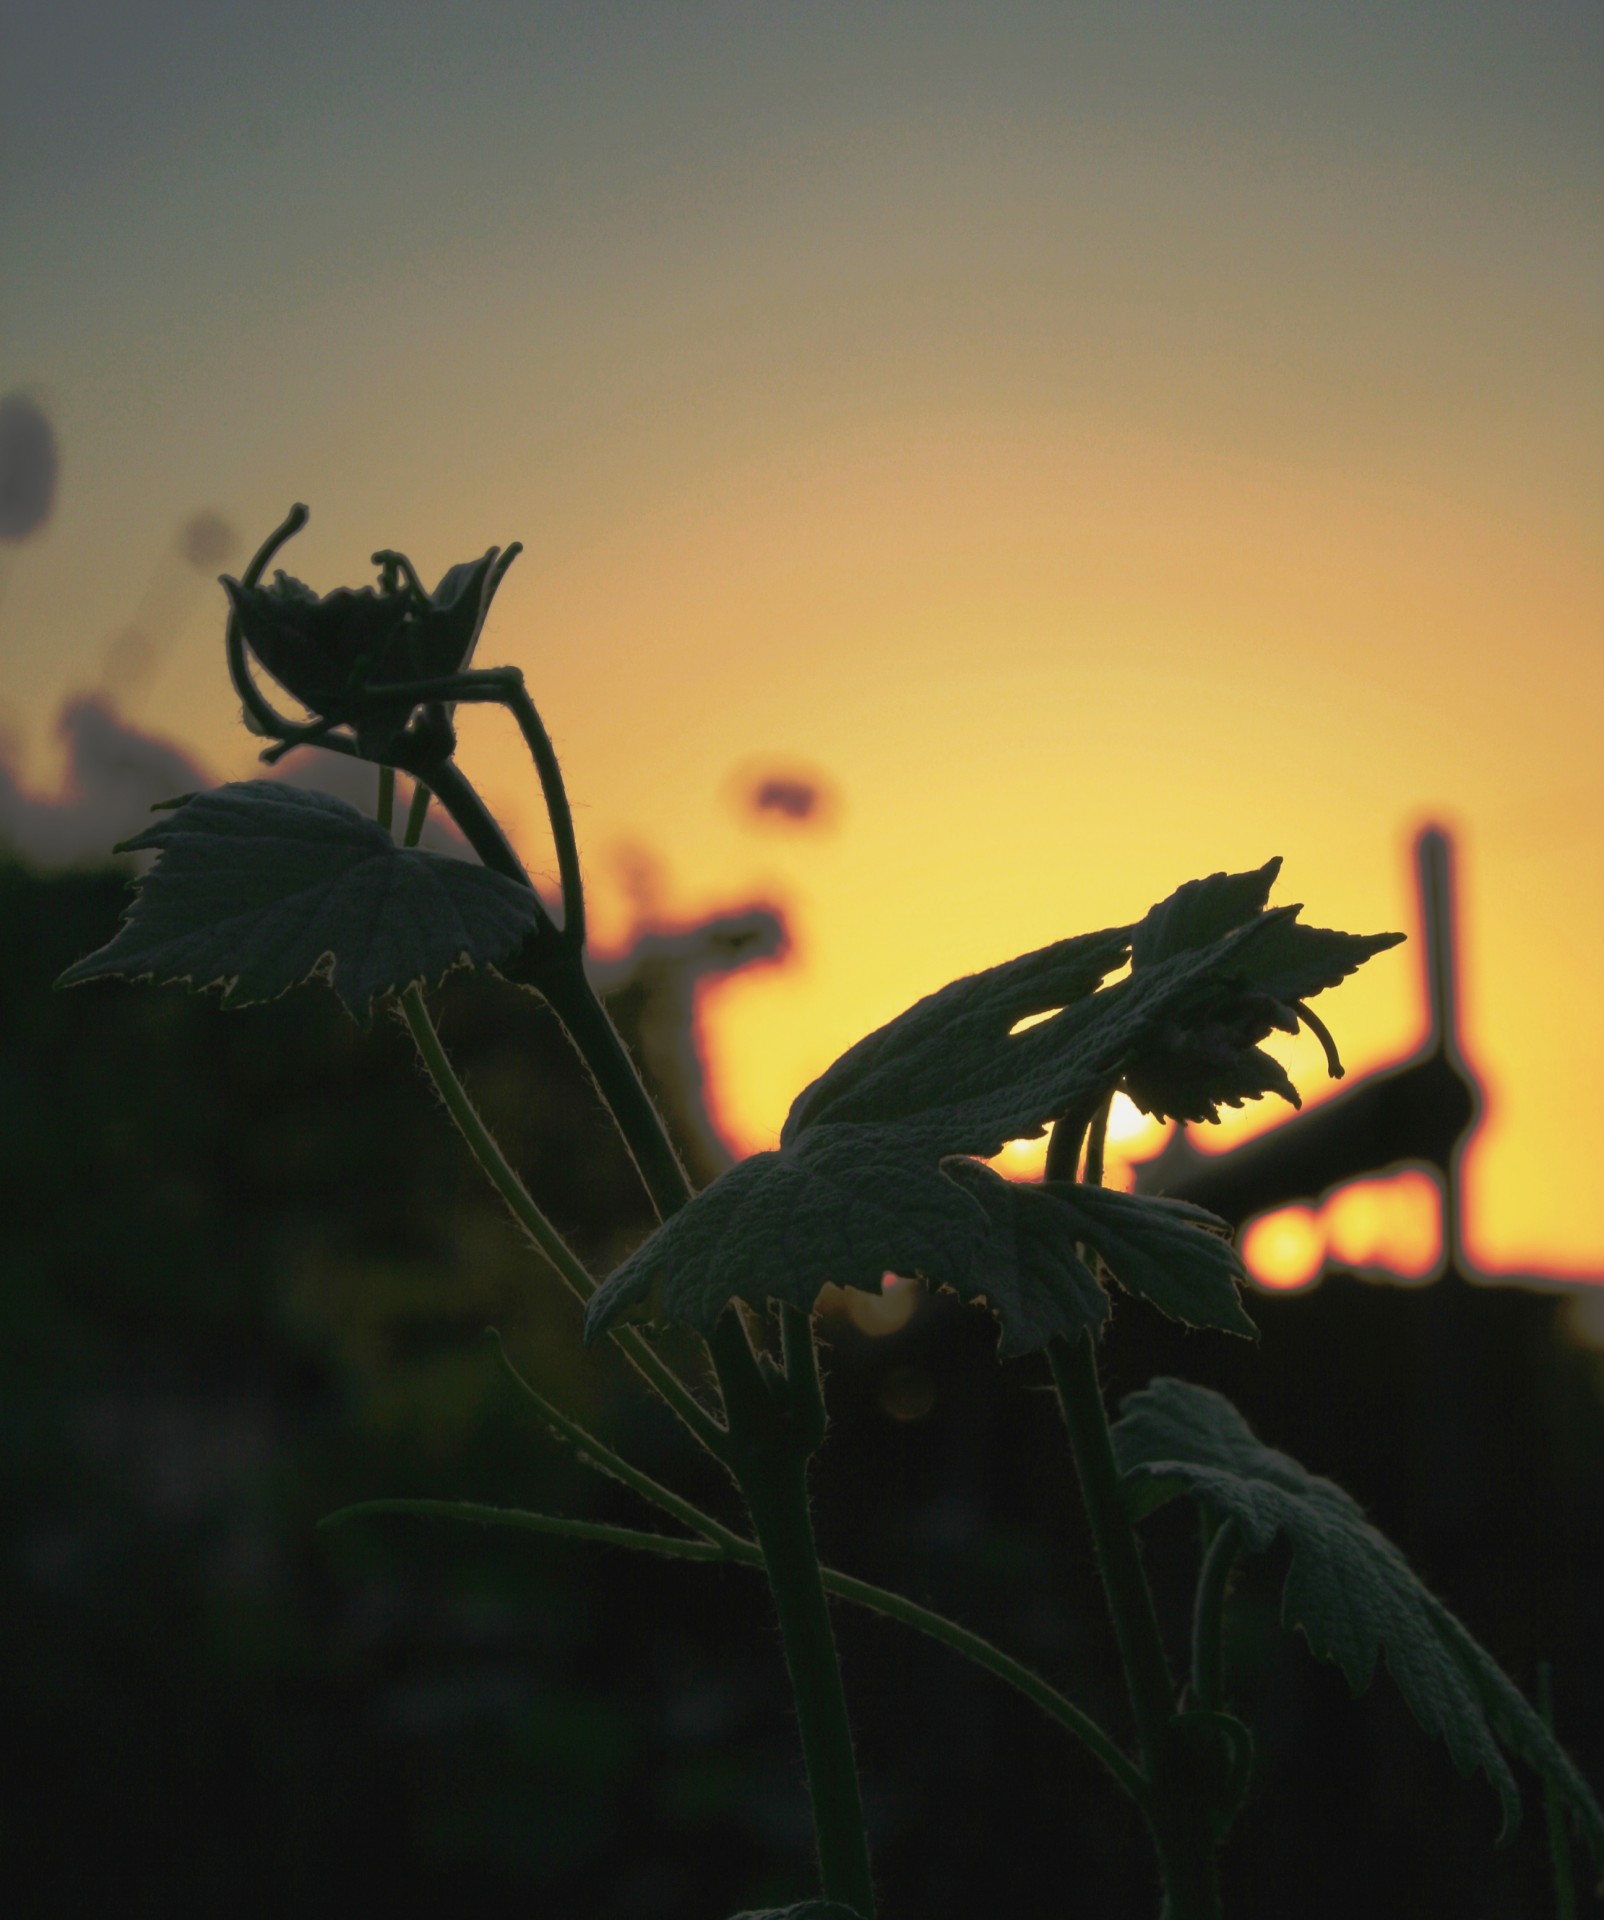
[1112,1378,1604,1865]
[55,780,541,1025]
[586,862,1396,1349]
[1123,861,1404,1123]
[1037,1184,1254,1337]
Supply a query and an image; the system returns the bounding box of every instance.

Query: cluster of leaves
[582,857,1401,1354]
[63,808,1396,1357]
[57,758,1604,1886]
[1113,1379,1604,1867]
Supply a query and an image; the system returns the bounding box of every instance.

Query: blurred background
[3,4,1601,1914]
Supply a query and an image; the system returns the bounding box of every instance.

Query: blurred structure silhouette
[592,905,790,1187]
[1133,825,1480,1281]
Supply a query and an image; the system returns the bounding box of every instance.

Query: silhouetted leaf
[781,925,1131,1152]
[1112,1378,1604,1865]
[56,780,541,1024]
[588,863,1396,1347]
[224,545,505,755]
[1123,861,1404,1123]
[1043,1184,1255,1337]
[1130,857,1283,970]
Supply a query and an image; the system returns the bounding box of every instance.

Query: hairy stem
[1047,1100,1222,1919]
[1540,1662,1579,1920]
[402,778,432,848]
[488,1331,743,1549]
[1190,1517,1241,1716]
[1048,1328,1176,1767]
[405,726,872,1908]
[320,1491,1143,1799]
[724,1445,876,1918]
[398,982,727,1459]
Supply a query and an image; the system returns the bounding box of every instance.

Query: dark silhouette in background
[3,814,1601,1918]
[1133,825,1480,1278]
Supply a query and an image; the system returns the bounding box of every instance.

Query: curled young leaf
[55,780,542,1025]
[1122,860,1404,1124]
[223,543,508,756]
[1112,1378,1604,1867]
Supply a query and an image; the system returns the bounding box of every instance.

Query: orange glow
[1242,1170,1445,1292]
[1241,1208,1326,1293]
[991,1135,1049,1180]
[1324,1169,1441,1283]
[985,1096,1170,1190]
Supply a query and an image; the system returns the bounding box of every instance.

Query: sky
[3,1,1601,1280]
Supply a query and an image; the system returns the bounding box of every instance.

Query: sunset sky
[3,2,1600,1278]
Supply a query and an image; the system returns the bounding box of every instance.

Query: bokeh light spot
[1241,1206,1326,1292]
[1324,1168,1441,1282]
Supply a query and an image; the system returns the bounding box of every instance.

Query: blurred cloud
[0,393,59,543]
[177,510,239,573]
[0,695,211,866]
[0,698,470,868]
[728,761,840,832]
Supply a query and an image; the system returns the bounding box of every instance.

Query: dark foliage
[4,862,1601,1917]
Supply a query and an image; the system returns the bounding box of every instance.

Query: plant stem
[734,1444,876,1919]
[488,1331,744,1550]
[1047,1100,1223,1920]
[321,1497,734,1561]
[546,951,874,1910]
[1048,1329,1176,1767]
[320,1491,1144,1799]
[817,1566,1144,1805]
[408,726,874,1909]
[398,982,727,1459]
[402,778,432,848]
[1540,1661,1579,1920]
[1190,1517,1240,1716]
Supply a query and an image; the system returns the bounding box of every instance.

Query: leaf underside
[55,780,542,1025]
[1112,1378,1604,1868]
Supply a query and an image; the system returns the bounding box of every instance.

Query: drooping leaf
[586,1130,992,1339]
[585,1129,1247,1351]
[1112,1378,1604,1865]
[1042,1184,1256,1337]
[589,861,1397,1349]
[55,780,542,1024]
